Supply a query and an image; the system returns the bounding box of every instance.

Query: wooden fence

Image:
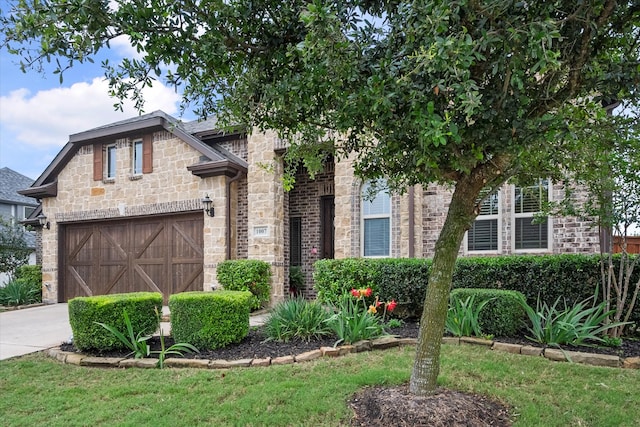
[613,236,640,254]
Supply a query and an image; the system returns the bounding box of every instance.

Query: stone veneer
[40,130,229,303]
[245,130,287,303]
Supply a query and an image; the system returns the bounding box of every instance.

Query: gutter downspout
[409,186,415,258]
[226,169,244,260]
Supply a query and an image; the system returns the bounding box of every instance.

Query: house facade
[0,167,38,284]
[21,111,600,304]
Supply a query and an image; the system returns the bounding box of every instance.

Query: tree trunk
[409,178,484,395]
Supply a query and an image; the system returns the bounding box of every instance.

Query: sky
[0,2,192,182]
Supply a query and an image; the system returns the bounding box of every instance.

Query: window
[105,144,117,179]
[467,190,500,252]
[132,140,143,175]
[362,181,391,257]
[290,217,302,266]
[513,179,550,250]
[23,206,35,220]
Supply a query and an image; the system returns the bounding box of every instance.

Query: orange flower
[368,305,377,314]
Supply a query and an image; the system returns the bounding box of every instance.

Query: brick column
[246,130,286,304]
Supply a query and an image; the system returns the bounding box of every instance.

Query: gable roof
[0,167,37,206]
[19,111,249,199]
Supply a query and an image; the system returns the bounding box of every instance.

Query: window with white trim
[132,140,143,175]
[467,190,500,252]
[362,181,391,257]
[105,144,117,179]
[513,179,550,250]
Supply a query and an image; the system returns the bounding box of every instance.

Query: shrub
[328,293,386,345]
[314,255,640,325]
[0,279,40,306]
[169,290,252,350]
[68,292,162,352]
[288,266,304,296]
[449,288,525,337]
[446,294,491,338]
[0,264,42,306]
[314,258,430,318]
[217,260,271,310]
[520,296,629,347]
[264,297,333,342]
[15,264,42,286]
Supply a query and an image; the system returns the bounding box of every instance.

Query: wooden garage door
[61,213,203,302]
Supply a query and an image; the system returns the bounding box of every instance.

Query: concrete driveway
[0,304,71,361]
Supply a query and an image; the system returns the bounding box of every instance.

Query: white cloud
[0,77,182,148]
[110,34,145,60]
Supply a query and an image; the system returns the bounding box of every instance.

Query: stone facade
[40,131,229,303]
[31,111,601,304]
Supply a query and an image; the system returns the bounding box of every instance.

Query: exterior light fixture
[37,213,50,229]
[202,194,215,217]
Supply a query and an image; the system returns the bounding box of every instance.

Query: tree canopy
[2,0,639,395]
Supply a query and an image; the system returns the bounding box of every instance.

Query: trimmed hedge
[169,290,252,350]
[313,254,640,324]
[449,288,525,337]
[314,258,430,319]
[68,292,162,351]
[217,260,271,310]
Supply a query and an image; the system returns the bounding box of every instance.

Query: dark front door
[60,213,203,302]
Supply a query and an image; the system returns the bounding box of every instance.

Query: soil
[59,321,640,427]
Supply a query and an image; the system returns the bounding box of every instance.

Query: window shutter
[93,143,103,181]
[142,134,153,173]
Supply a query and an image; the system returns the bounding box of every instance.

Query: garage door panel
[61,213,203,302]
[172,264,203,294]
[172,221,204,259]
[132,222,165,259]
[100,225,128,261]
[67,227,95,262]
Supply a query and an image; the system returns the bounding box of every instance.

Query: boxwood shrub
[314,258,430,318]
[169,290,252,350]
[449,288,525,337]
[217,260,271,310]
[68,292,162,351]
[313,254,640,325]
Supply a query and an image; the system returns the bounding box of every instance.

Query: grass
[1,345,639,426]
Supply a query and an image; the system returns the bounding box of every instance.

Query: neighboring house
[0,167,38,284]
[19,111,600,304]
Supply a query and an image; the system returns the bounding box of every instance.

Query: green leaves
[95,310,152,359]
[519,297,630,347]
[445,295,492,338]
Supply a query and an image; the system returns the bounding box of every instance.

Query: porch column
[246,130,286,304]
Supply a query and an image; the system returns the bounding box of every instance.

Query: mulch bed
[59,321,639,427]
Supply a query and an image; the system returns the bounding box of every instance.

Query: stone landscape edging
[45,336,640,370]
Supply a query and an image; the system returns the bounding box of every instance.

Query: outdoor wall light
[202,194,215,217]
[37,213,50,229]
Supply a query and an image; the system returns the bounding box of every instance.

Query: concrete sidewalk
[0,303,269,361]
[0,304,72,361]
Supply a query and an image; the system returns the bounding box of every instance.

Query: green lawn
[1,345,638,426]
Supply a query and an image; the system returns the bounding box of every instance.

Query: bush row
[68,290,253,352]
[314,254,640,325]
